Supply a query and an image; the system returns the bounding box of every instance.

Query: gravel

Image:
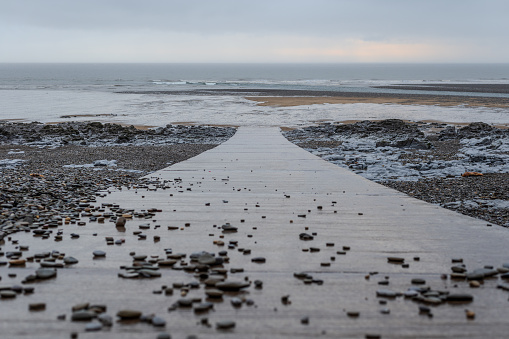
[284,120,509,227]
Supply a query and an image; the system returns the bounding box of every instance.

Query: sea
[1,63,509,127]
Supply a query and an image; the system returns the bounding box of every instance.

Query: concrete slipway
[2,127,509,339]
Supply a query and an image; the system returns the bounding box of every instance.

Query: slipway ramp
[3,127,509,338]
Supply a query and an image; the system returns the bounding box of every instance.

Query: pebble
[376,289,398,298]
[29,303,46,311]
[446,294,474,303]
[64,256,79,265]
[117,309,142,319]
[97,314,113,326]
[387,257,404,263]
[71,310,97,321]
[215,281,250,291]
[251,257,266,263]
[216,320,236,329]
[35,268,57,279]
[152,316,166,327]
[0,290,16,298]
[85,320,103,331]
[411,278,426,285]
[93,250,106,258]
[156,333,172,339]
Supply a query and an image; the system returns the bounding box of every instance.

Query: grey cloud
[1,0,508,42]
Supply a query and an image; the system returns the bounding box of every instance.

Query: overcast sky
[1,0,508,63]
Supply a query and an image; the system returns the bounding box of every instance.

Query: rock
[446,294,473,303]
[205,289,224,298]
[231,297,243,307]
[411,278,426,285]
[72,303,89,312]
[152,316,166,327]
[97,313,113,326]
[9,259,26,266]
[215,281,250,291]
[0,291,17,298]
[117,309,142,319]
[404,290,419,298]
[387,257,404,263]
[376,289,398,298]
[156,333,172,339]
[139,269,161,278]
[221,223,238,232]
[35,268,57,279]
[116,217,126,227]
[194,302,213,313]
[299,233,314,241]
[85,320,102,331]
[64,256,79,265]
[93,250,106,258]
[251,257,266,263]
[29,303,46,311]
[177,299,193,307]
[71,310,97,321]
[197,253,216,265]
[216,320,236,329]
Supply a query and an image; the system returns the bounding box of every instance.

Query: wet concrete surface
[2,127,509,338]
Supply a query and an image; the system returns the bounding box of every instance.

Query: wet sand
[245,95,509,108]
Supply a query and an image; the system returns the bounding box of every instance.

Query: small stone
[71,310,96,321]
[64,256,79,265]
[470,280,481,288]
[376,289,398,298]
[35,268,57,279]
[251,257,266,263]
[231,297,243,307]
[92,250,106,258]
[411,278,426,285]
[215,281,250,291]
[446,294,473,303]
[216,320,235,329]
[347,311,360,317]
[117,309,142,319]
[301,316,309,324]
[116,217,126,227]
[419,305,431,314]
[85,320,102,331]
[152,316,166,327]
[156,333,172,339]
[0,291,16,298]
[97,314,113,326]
[29,303,46,311]
[387,257,404,263]
[205,289,224,298]
[465,309,475,319]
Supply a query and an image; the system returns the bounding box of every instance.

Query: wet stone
[216,320,236,330]
[85,320,103,331]
[1,290,17,298]
[387,257,404,263]
[117,309,142,319]
[152,316,166,327]
[93,250,106,258]
[35,268,57,280]
[72,310,97,321]
[215,281,250,291]
[447,294,474,303]
[64,256,79,265]
[411,278,426,285]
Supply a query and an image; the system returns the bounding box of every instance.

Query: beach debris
[462,172,483,177]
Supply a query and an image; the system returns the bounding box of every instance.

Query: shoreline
[245,95,509,109]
